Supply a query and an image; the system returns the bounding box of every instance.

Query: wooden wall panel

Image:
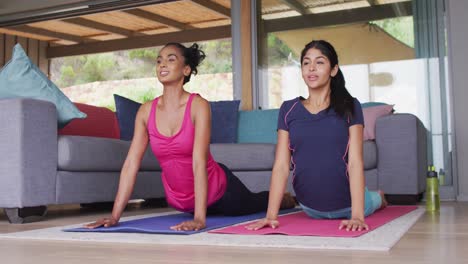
[17,36,28,51]
[240,0,252,110]
[0,33,49,76]
[4,34,16,62]
[28,39,39,66]
[39,41,50,77]
[0,34,4,67]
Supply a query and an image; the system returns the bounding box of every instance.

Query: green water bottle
[439,169,445,186]
[426,165,440,212]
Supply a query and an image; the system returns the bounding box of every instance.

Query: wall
[275,24,415,66]
[447,0,468,200]
[0,33,50,76]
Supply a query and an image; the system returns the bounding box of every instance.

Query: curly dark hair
[163,42,206,84]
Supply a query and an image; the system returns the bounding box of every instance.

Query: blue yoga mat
[64,208,300,235]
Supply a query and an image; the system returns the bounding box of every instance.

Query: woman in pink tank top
[85,43,295,232]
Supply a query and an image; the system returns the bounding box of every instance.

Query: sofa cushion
[56,171,165,204]
[363,140,377,170]
[58,136,160,171]
[361,102,389,108]
[114,94,140,141]
[114,94,241,143]
[364,168,378,190]
[363,104,394,140]
[210,142,375,171]
[237,109,279,144]
[210,100,240,143]
[0,44,86,128]
[59,103,120,139]
[210,143,276,171]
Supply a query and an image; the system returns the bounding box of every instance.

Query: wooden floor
[0,202,467,264]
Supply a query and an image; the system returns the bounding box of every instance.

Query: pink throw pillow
[363,105,394,141]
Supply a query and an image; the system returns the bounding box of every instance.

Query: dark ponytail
[164,42,206,84]
[300,40,354,119]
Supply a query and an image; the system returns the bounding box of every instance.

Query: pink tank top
[147,93,227,212]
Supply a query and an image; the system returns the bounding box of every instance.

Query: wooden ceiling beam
[8,25,92,43]
[46,25,231,58]
[279,0,309,15]
[62,17,146,37]
[367,0,378,6]
[123,9,195,31]
[189,0,230,18]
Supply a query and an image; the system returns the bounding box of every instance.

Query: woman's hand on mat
[170,219,206,231]
[245,218,279,230]
[339,218,369,232]
[84,217,118,229]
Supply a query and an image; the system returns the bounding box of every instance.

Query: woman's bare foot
[280,192,296,209]
[378,190,388,209]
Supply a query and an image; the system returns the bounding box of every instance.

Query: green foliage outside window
[128,49,157,62]
[372,16,414,48]
[267,34,297,66]
[52,39,234,88]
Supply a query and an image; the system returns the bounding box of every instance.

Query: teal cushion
[0,44,86,128]
[361,102,388,108]
[237,109,279,144]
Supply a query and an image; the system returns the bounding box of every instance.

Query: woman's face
[156,45,191,85]
[301,47,338,90]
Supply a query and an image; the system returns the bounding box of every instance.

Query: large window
[257,0,453,186]
[51,39,233,110]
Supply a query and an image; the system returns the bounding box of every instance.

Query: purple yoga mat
[64,208,301,235]
[209,206,418,237]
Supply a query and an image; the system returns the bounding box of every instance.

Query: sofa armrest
[0,98,58,208]
[375,113,427,195]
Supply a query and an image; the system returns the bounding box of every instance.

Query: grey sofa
[0,98,427,223]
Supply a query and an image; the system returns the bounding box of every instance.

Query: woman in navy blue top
[248,40,387,232]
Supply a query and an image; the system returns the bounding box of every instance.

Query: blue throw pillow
[0,44,86,128]
[114,95,240,143]
[210,100,240,143]
[114,94,141,141]
[237,109,279,144]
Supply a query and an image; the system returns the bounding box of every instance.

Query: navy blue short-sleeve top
[277,97,364,211]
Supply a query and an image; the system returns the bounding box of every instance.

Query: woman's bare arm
[85,103,150,228]
[339,124,368,231]
[246,129,291,230]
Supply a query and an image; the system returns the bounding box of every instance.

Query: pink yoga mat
[209,206,418,237]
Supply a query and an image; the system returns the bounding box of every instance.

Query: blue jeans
[299,187,382,219]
